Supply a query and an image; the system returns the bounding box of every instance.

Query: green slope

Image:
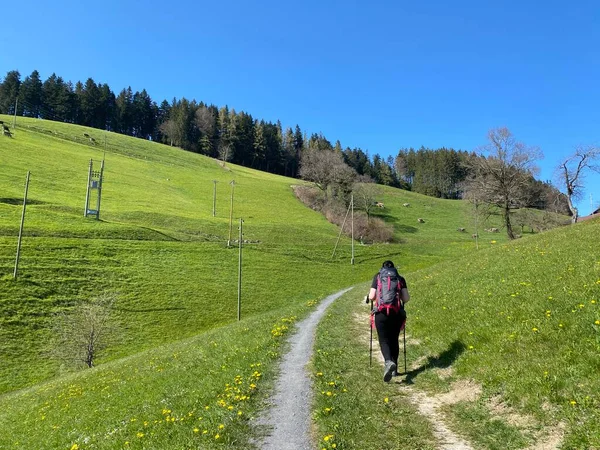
[312,217,600,449]
[0,115,502,394]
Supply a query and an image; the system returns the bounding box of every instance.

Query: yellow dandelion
[326,391,333,397]
[570,400,577,406]
[70,445,79,450]
[219,424,225,429]
[384,397,389,403]
[193,428,199,433]
[469,345,474,349]
[595,320,600,325]
[316,372,323,377]
[532,327,538,332]
[332,444,337,449]
[324,434,334,442]
[215,433,220,439]
[238,410,243,416]
[137,432,144,438]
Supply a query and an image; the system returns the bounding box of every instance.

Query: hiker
[367,260,410,382]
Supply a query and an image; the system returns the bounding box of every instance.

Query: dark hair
[382,260,395,268]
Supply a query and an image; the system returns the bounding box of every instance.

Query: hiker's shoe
[383,360,396,382]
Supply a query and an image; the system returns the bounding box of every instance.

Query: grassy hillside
[0,115,508,395]
[312,218,599,449]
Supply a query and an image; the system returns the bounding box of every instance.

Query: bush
[293,185,393,243]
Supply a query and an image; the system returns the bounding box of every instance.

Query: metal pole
[14,171,30,280]
[369,299,373,367]
[212,180,217,217]
[96,159,104,220]
[403,325,407,374]
[227,180,235,247]
[331,200,352,259]
[12,98,18,128]
[84,159,92,217]
[237,218,243,321]
[351,194,355,265]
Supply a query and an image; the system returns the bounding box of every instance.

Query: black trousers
[374,310,406,364]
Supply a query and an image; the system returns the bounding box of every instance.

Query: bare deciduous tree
[195,106,215,136]
[299,149,356,198]
[352,176,380,222]
[466,127,542,240]
[50,294,118,369]
[555,146,600,223]
[218,142,233,163]
[159,119,178,147]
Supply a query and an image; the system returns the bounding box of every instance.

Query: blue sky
[2,0,599,214]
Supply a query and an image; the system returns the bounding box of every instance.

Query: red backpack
[376,267,403,315]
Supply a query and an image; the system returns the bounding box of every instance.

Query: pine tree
[0,70,21,114]
[19,70,43,117]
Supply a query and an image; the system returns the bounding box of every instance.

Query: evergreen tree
[19,70,43,117]
[0,70,21,114]
[252,120,267,169]
[114,88,133,134]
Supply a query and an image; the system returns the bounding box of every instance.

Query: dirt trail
[253,288,353,450]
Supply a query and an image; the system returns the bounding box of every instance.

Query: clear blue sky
[2,0,599,214]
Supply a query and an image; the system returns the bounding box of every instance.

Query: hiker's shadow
[401,340,466,385]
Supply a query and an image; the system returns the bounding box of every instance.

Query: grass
[1,115,585,449]
[311,218,600,449]
[0,303,308,449]
[0,115,508,395]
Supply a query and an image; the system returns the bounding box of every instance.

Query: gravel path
[254,287,353,450]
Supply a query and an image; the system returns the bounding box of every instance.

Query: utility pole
[12,98,18,129]
[227,180,235,247]
[351,194,355,265]
[237,218,244,321]
[14,171,30,280]
[212,180,218,217]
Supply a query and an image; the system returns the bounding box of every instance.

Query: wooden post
[96,159,104,220]
[237,218,243,321]
[351,194,355,265]
[84,159,92,217]
[227,180,235,247]
[212,180,217,217]
[14,171,30,280]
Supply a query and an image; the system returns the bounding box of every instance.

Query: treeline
[395,148,568,213]
[0,69,568,214]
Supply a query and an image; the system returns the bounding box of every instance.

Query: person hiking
[367,260,410,382]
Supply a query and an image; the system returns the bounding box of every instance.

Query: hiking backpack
[376,267,404,315]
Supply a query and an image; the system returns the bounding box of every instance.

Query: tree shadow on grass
[401,340,466,385]
[0,197,46,205]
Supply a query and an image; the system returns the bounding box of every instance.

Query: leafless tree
[50,294,118,369]
[299,149,356,198]
[352,176,380,222]
[466,127,542,239]
[218,143,233,163]
[159,119,178,147]
[195,106,215,136]
[555,146,600,223]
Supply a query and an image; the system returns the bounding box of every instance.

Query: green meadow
[2,116,595,449]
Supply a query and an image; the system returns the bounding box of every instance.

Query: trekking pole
[367,296,373,367]
[403,324,407,374]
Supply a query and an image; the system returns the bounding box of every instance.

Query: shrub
[293,185,393,243]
